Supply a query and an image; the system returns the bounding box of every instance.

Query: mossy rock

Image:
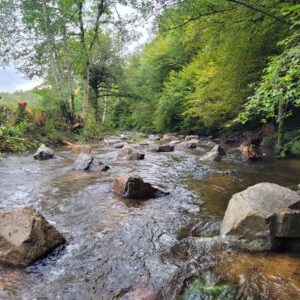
[179,279,236,300]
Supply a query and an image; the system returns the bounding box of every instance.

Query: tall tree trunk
[41,0,65,102]
[277,100,286,159]
[83,66,90,124]
[102,96,107,123]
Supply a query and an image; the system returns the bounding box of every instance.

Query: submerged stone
[113,173,169,199]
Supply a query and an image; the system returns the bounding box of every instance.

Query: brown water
[0,138,299,299]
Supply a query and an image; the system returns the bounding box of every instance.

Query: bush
[261,130,300,157]
[79,115,103,142]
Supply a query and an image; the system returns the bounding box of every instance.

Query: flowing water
[0,137,300,299]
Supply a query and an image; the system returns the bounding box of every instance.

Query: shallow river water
[0,137,300,299]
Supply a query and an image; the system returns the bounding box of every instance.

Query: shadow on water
[0,141,299,299]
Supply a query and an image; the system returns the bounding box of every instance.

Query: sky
[0,66,42,93]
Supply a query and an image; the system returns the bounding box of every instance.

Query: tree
[238,32,300,157]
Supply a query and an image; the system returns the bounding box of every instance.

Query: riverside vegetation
[0,0,299,156]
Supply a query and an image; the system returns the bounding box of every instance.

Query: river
[0,136,299,299]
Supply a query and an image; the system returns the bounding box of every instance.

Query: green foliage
[79,114,103,142]
[0,91,43,107]
[113,0,293,134]
[180,279,236,300]
[261,130,300,156]
[237,32,300,125]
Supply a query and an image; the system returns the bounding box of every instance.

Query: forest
[0,0,299,157]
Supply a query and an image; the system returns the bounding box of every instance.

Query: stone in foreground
[199,145,226,162]
[33,144,54,160]
[221,183,300,251]
[0,206,65,266]
[113,173,169,199]
[117,146,145,161]
[72,153,110,171]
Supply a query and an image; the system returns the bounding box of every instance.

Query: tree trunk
[102,96,107,123]
[83,66,90,124]
[71,94,75,114]
[277,100,286,159]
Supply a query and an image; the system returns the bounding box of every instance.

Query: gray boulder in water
[33,144,54,160]
[113,173,169,199]
[221,183,300,251]
[0,206,65,266]
[117,146,145,161]
[73,153,110,171]
[150,144,175,152]
[199,145,226,162]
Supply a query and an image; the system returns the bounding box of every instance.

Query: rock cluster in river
[113,173,169,199]
[0,206,65,266]
[221,182,300,251]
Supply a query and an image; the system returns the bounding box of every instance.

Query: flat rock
[113,173,169,199]
[150,144,175,152]
[114,142,127,149]
[0,206,65,266]
[117,146,145,161]
[184,135,199,141]
[161,134,179,142]
[33,144,54,160]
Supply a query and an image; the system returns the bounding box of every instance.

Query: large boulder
[113,173,169,199]
[117,146,145,161]
[150,144,175,152]
[221,183,300,251]
[72,153,110,171]
[33,144,54,160]
[199,145,226,162]
[0,207,65,266]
